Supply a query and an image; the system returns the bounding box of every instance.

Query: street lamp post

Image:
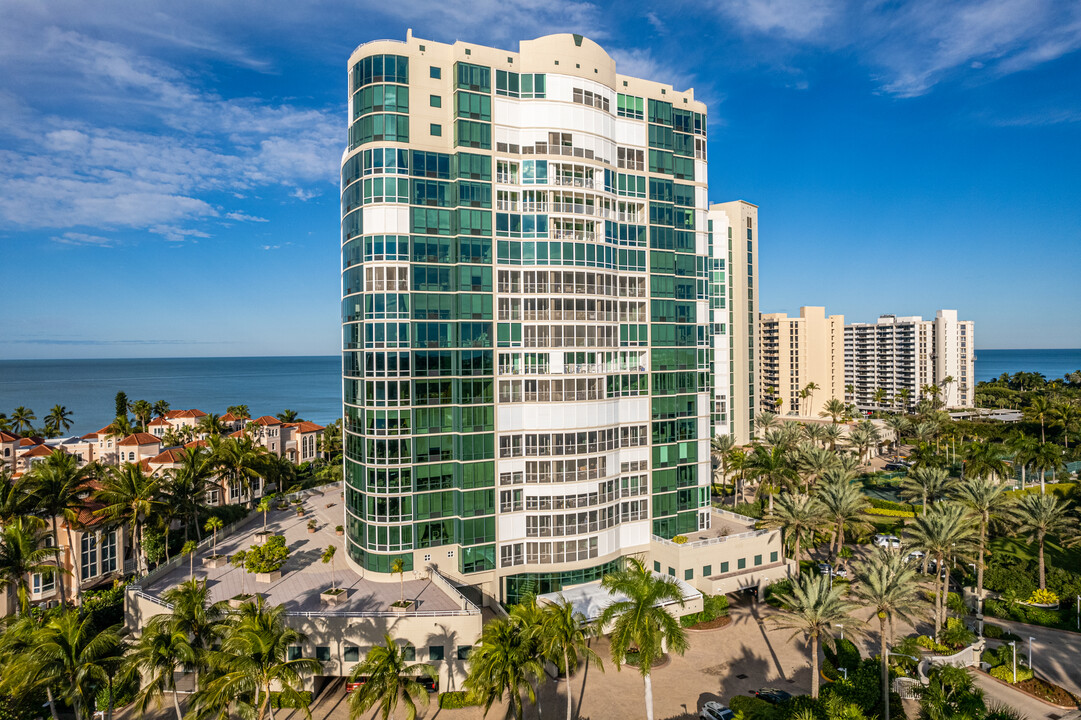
[1028,636,1034,672]
[1009,641,1017,683]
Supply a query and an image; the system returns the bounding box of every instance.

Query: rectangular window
[457,645,472,660]
[653,560,661,572]
[344,646,360,662]
[430,95,441,107]
[288,646,302,661]
[455,62,491,92]
[315,647,331,662]
[667,566,675,577]
[430,123,442,137]
[737,557,746,570]
[402,645,416,661]
[429,645,445,661]
[770,551,778,563]
[81,533,97,581]
[100,531,117,574]
[430,66,441,79]
[754,554,762,566]
[702,565,711,577]
[684,569,693,581]
[720,561,729,574]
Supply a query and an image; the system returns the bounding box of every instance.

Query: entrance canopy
[537,572,702,622]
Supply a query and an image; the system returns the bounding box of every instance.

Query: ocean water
[0,356,341,436]
[1,350,1078,437]
[974,349,1081,383]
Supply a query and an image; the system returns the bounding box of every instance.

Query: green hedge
[989,664,1034,683]
[439,691,483,709]
[982,624,1021,642]
[728,695,782,720]
[823,637,861,673]
[869,497,921,513]
[865,507,916,518]
[680,593,730,627]
[984,597,1076,631]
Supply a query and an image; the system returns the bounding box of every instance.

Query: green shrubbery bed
[680,594,730,627]
[439,691,483,709]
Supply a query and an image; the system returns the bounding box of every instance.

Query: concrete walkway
[981,617,1081,696]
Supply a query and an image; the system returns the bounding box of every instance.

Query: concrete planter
[255,570,282,583]
[307,527,317,534]
[229,593,259,609]
[336,530,344,536]
[321,589,347,605]
[204,555,228,568]
[1021,601,1060,609]
[390,600,414,614]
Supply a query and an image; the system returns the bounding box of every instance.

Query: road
[979,616,1081,696]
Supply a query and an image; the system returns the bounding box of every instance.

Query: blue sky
[1,0,1079,359]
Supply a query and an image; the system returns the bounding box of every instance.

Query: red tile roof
[220,413,239,422]
[148,417,171,427]
[74,501,110,527]
[22,444,61,458]
[285,421,325,433]
[149,448,188,464]
[19,437,44,447]
[252,416,282,426]
[118,433,162,447]
[184,439,208,449]
[228,430,245,438]
[0,431,19,442]
[137,459,151,472]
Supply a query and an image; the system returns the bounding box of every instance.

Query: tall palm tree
[126,620,194,720]
[710,435,735,496]
[197,413,228,437]
[848,421,881,465]
[194,598,322,720]
[10,406,36,434]
[899,467,955,514]
[795,445,837,491]
[1011,493,1074,590]
[597,557,688,720]
[952,476,1012,602]
[820,398,847,424]
[822,423,845,452]
[348,633,436,720]
[1049,400,1080,450]
[1024,395,1052,443]
[815,473,870,559]
[747,445,797,512]
[908,504,976,637]
[538,597,603,720]
[163,445,215,541]
[129,400,154,432]
[276,409,301,423]
[227,405,251,420]
[884,415,910,459]
[152,400,171,419]
[1031,442,1066,490]
[95,462,163,576]
[728,448,748,504]
[1008,434,1039,489]
[802,423,828,449]
[0,516,59,615]
[104,415,136,441]
[895,388,911,413]
[28,449,92,604]
[763,492,825,563]
[803,382,821,416]
[0,468,36,523]
[6,610,126,720]
[44,405,74,435]
[854,549,926,719]
[963,442,1009,483]
[770,572,862,699]
[161,579,228,691]
[465,614,545,720]
[209,435,266,506]
[755,411,779,438]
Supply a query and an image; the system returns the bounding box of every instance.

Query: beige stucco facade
[759,306,845,418]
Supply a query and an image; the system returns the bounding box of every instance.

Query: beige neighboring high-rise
[759,306,845,418]
[708,201,758,445]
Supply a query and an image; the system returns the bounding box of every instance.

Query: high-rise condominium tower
[758,306,845,417]
[341,31,738,603]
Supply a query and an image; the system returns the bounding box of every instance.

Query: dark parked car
[754,688,794,705]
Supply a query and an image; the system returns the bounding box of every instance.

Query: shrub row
[989,664,1034,683]
[983,598,1075,630]
[679,594,730,627]
[865,507,916,518]
[439,691,483,709]
[869,497,921,513]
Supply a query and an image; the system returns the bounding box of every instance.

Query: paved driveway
[979,617,1081,696]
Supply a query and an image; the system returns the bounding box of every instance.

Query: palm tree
[848,421,881,465]
[820,398,847,424]
[130,400,153,432]
[1008,434,1039,489]
[1011,493,1074,590]
[710,435,735,496]
[803,382,821,416]
[917,664,986,720]
[538,597,603,720]
[1024,395,1052,443]
[28,449,92,604]
[104,415,136,441]
[95,462,163,576]
[183,540,198,579]
[10,406,36,434]
[164,445,215,541]
[854,548,926,719]
[952,476,1012,601]
[197,413,227,437]
[391,557,408,607]
[895,387,912,413]
[205,516,224,557]
[795,445,837,491]
[152,400,171,419]
[0,516,59,614]
[0,469,36,522]
[44,405,73,435]
[763,492,825,563]
[209,435,266,506]
[193,598,322,720]
[161,579,228,690]
[939,376,955,408]
[227,404,251,420]
[276,409,301,423]
[822,423,845,452]
[8,610,126,720]
[769,572,862,698]
[963,442,1009,483]
[815,473,870,558]
[1032,442,1066,490]
[348,633,435,720]
[1049,400,1080,450]
[728,448,748,504]
[257,496,273,533]
[126,620,194,720]
[755,411,779,438]
[322,545,338,591]
[908,504,976,637]
[899,466,955,514]
[747,445,797,512]
[465,613,545,720]
[802,422,828,449]
[884,415,909,459]
[597,557,688,720]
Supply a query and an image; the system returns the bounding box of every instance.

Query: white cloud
[50,232,115,247]
[225,212,269,222]
[714,0,840,40]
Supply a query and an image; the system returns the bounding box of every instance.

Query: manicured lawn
[988,536,1081,568]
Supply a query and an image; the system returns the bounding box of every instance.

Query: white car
[874,534,901,548]
[701,701,735,720]
[904,550,925,563]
